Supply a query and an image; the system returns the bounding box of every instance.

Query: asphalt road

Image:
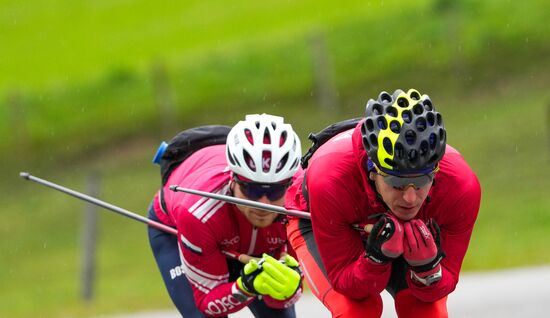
[100,265,550,318]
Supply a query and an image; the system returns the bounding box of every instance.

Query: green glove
[237,254,302,300]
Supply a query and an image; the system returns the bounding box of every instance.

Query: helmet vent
[426,112,435,126]
[429,133,437,150]
[377,116,388,129]
[397,97,409,108]
[410,91,420,100]
[244,150,256,172]
[369,134,377,147]
[280,131,287,146]
[245,129,254,145]
[365,119,374,132]
[420,140,429,157]
[405,130,416,145]
[390,120,401,133]
[227,148,236,165]
[437,113,443,125]
[395,142,404,159]
[387,106,398,117]
[263,128,271,144]
[372,103,383,115]
[262,151,271,172]
[276,153,289,173]
[413,104,424,115]
[423,99,433,111]
[383,137,393,155]
[271,121,277,130]
[402,110,412,123]
[362,136,371,150]
[380,92,392,103]
[415,118,427,132]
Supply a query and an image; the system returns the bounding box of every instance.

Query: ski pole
[20,172,177,235]
[170,185,312,219]
[169,185,369,232]
[19,172,256,263]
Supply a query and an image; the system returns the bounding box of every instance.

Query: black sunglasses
[234,177,292,201]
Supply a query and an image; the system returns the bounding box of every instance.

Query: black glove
[365,213,404,264]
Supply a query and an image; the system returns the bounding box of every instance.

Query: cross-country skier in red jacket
[286,89,481,317]
[148,114,303,318]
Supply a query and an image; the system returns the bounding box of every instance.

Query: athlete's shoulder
[440,145,480,187]
[164,147,233,223]
[168,144,227,182]
[433,145,481,207]
[308,128,356,174]
[176,181,233,225]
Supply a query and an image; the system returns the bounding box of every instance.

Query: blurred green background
[2,0,550,317]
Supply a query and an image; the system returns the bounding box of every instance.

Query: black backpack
[153,125,232,212]
[300,118,362,209]
[301,118,362,168]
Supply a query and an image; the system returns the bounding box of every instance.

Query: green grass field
[2,0,550,317]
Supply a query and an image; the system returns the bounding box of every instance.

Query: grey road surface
[100,265,550,318]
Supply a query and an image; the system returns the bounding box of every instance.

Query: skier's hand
[236,254,302,300]
[365,213,404,264]
[403,219,445,285]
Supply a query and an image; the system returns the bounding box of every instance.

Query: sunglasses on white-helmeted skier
[233,174,292,201]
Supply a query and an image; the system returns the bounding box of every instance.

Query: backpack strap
[302,171,310,211]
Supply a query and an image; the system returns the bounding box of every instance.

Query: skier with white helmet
[148,114,303,317]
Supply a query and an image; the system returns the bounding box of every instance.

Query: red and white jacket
[285,122,481,302]
[153,144,297,316]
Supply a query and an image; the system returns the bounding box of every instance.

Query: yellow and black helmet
[361,89,446,174]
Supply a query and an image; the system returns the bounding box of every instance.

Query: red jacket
[285,122,481,302]
[153,144,296,316]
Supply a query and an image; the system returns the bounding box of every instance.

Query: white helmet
[226,114,301,183]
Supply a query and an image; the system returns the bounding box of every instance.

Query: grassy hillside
[1,0,549,166]
[2,0,550,317]
[0,0,413,90]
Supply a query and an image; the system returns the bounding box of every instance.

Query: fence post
[548,102,550,154]
[151,61,177,136]
[435,0,465,84]
[81,171,100,302]
[309,32,339,111]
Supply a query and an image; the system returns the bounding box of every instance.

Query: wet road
[100,265,550,318]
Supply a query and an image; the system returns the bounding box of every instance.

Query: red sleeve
[307,153,391,299]
[408,153,482,301]
[177,207,252,316]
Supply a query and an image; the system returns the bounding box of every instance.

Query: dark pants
[147,203,297,318]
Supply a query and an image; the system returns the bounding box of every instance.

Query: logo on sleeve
[205,295,241,315]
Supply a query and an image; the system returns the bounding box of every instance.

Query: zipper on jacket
[247,226,258,255]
